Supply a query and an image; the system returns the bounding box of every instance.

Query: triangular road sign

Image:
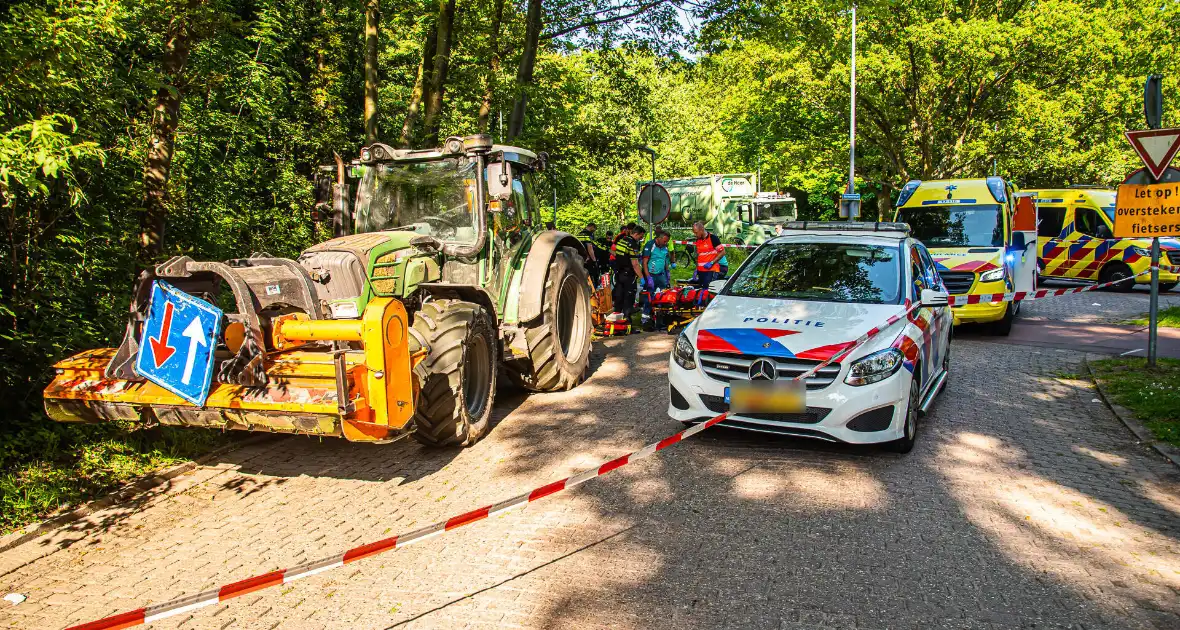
[1125,128,1180,181]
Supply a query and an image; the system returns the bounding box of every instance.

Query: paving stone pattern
[2,335,1179,629]
[1021,282,1180,324]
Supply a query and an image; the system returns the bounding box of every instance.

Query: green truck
[640,173,796,244]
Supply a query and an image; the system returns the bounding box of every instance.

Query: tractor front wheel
[410,300,497,447]
[509,247,593,391]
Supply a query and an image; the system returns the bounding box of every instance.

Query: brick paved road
[2,335,1179,629]
[1021,281,1180,324]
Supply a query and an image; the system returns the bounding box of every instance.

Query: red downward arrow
[149,301,177,368]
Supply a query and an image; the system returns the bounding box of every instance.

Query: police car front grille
[937,271,975,295]
[698,394,830,424]
[697,352,841,390]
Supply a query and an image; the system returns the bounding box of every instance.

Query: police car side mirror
[921,288,949,307]
[708,279,727,294]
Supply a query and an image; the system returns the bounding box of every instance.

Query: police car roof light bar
[782,221,911,234]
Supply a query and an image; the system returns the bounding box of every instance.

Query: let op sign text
[1115,182,1180,237]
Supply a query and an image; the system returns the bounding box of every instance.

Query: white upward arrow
[180,317,208,385]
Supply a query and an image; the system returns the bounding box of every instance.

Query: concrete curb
[0,434,274,555]
[1085,359,1180,470]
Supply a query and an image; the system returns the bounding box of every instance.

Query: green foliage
[1091,358,1180,447]
[0,114,103,206]
[1126,306,1180,329]
[0,425,228,534]
[2,0,1179,529]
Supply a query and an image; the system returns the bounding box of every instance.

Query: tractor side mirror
[487,161,513,201]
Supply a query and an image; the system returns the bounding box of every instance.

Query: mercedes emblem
[748,358,777,381]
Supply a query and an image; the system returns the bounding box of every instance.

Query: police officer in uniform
[611,224,645,320]
[576,222,600,277]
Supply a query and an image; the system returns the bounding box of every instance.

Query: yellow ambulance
[893,177,1038,335]
[1026,187,1179,292]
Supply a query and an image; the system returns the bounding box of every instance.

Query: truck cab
[643,175,796,245]
[1025,187,1180,291]
[893,177,1037,334]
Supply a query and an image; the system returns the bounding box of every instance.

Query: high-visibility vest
[576,230,595,246]
[695,234,721,272]
[615,236,638,257]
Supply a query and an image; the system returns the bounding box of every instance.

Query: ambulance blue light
[986,177,1007,203]
[895,180,922,207]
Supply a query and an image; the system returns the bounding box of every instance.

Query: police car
[666,222,952,452]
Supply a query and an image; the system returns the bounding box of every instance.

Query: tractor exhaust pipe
[332,152,350,237]
[440,152,487,260]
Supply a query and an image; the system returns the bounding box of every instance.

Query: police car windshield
[724,242,902,304]
[896,204,1003,248]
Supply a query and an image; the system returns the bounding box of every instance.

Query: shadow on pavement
[8,333,1179,629]
[397,334,1180,629]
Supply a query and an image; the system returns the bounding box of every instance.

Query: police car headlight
[673,331,697,370]
[845,348,903,386]
[979,268,1005,283]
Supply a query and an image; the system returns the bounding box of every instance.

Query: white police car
[666,222,952,453]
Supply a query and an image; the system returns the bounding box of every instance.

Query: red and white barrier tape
[793,302,923,382]
[672,240,759,250]
[946,265,1176,306]
[57,299,985,630]
[66,412,727,630]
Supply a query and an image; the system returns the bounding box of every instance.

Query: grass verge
[1,423,230,535]
[1125,305,1180,328]
[1090,357,1180,448]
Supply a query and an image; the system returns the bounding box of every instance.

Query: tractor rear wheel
[410,300,497,447]
[508,247,593,392]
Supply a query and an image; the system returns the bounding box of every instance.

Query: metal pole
[1150,237,1160,366]
[650,151,656,236]
[1145,73,1162,367]
[847,5,857,220]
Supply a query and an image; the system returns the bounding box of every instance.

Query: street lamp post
[847,4,858,220]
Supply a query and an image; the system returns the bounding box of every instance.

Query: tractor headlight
[845,348,904,386]
[673,331,697,370]
[329,301,360,319]
[979,267,1005,283]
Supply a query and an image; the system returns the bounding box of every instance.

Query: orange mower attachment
[44,259,422,443]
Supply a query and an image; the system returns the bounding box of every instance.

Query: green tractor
[43,134,594,447]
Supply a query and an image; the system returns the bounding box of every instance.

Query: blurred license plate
[726,381,805,413]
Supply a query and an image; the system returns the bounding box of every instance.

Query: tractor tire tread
[508,248,593,392]
[410,300,496,447]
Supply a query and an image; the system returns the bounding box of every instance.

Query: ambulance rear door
[1011,195,1037,294]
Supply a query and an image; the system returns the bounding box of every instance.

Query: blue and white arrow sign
[135,281,223,406]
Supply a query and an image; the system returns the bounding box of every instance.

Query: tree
[422,0,456,144]
[400,24,436,146]
[139,10,196,266]
[477,0,505,133]
[364,0,380,143]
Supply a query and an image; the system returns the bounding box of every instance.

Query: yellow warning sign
[1114,182,1180,237]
